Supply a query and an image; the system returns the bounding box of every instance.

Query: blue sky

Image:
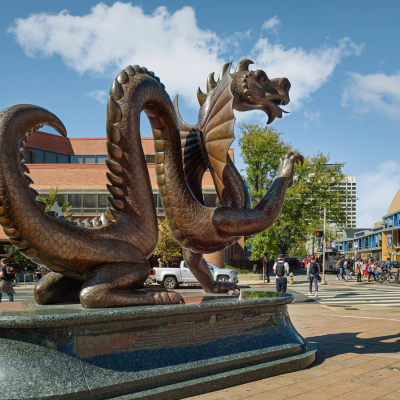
[1,0,400,227]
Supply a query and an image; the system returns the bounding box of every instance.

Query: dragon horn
[197,88,207,106]
[235,59,254,72]
[219,62,231,81]
[207,73,217,92]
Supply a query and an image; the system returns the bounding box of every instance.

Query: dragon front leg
[182,248,240,294]
[213,152,303,238]
[79,263,184,308]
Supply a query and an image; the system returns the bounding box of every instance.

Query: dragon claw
[211,281,240,294]
[153,290,185,305]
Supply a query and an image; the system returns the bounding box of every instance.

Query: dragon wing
[198,64,235,199]
[173,63,235,203]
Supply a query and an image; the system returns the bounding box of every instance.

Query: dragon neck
[112,68,208,250]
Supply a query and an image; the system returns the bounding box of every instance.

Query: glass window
[204,194,219,207]
[83,194,97,208]
[31,148,45,164]
[22,148,32,164]
[83,155,96,164]
[6,246,13,255]
[68,194,82,208]
[45,151,57,164]
[98,194,109,208]
[96,155,107,164]
[57,153,69,164]
[146,155,156,164]
[70,155,83,164]
[56,194,68,206]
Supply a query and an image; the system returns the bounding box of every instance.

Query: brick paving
[186,311,400,400]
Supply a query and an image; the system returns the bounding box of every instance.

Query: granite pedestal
[0,291,316,399]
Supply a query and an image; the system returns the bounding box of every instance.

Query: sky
[1,0,400,227]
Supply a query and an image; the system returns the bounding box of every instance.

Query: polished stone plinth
[0,291,316,400]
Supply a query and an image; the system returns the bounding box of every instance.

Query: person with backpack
[336,255,345,281]
[273,254,290,294]
[0,258,15,302]
[344,258,351,282]
[263,253,270,283]
[369,258,377,282]
[307,255,320,296]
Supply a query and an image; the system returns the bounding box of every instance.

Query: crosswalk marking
[296,286,400,307]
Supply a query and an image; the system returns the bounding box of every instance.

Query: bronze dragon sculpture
[0,60,302,308]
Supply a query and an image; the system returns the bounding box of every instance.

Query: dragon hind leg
[79,263,184,308]
[34,272,83,305]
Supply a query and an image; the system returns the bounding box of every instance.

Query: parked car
[152,261,238,289]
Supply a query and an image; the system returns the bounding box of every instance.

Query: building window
[83,155,96,164]
[204,194,219,207]
[58,154,69,164]
[83,194,97,209]
[56,194,68,206]
[146,155,156,164]
[70,155,82,164]
[96,155,107,164]
[68,194,82,208]
[31,148,45,164]
[45,151,57,164]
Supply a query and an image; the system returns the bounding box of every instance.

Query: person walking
[307,256,320,296]
[263,253,270,283]
[0,258,15,302]
[355,258,362,282]
[336,255,345,281]
[344,258,351,282]
[273,254,290,294]
[363,259,369,282]
[369,258,377,282]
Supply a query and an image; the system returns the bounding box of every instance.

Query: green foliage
[245,225,280,261]
[239,123,347,256]
[229,266,254,275]
[14,250,37,271]
[288,246,308,258]
[37,187,75,217]
[153,219,183,265]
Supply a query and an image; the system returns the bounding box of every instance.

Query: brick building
[0,131,245,268]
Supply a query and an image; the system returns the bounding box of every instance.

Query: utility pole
[321,207,327,285]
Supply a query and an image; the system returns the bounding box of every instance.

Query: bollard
[289,272,294,284]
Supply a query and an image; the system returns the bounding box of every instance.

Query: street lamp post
[321,207,327,285]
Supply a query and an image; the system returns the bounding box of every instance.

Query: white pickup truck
[151,261,238,289]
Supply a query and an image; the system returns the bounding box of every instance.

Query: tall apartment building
[341,176,357,229]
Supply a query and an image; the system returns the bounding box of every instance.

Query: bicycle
[378,268,396,283]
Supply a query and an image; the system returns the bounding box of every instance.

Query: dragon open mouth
[270,98,290,114]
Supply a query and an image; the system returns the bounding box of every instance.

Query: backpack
[276,261,286,277]
[368,264,372,272]
[309,262,319,275]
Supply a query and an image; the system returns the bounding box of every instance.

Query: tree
[153,219,182,266]
[37,187,75,217]
[239,123,347,256]
[245,225,280,261]
[14,250,37,271]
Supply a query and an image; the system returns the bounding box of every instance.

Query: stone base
[0,291,316,400]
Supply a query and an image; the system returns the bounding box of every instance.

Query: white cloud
[251,37,365,111]
[262,16,281,35]
[341,71,400,120]
[8,5,364,116]
[357,160,400,227]
[303,108,321,129]
[7,3,226,108]
[85,89,107,103]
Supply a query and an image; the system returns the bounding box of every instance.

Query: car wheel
[163,277,178,290]
[217,276,229,282]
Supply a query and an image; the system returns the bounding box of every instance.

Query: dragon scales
[0,60,302,308]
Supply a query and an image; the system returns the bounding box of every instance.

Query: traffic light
[316,231,324,238]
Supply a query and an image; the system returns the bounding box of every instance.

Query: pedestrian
[0,258,15,302]
[273,254,290,294]
[34,266,42,282]
[364,259,369,282]
[336,255,345,281]
[289,258,295,273]
[344,258,351,282]
[307,255,320,297]
[158,258,163,268]
[263,253,270,283]
[355,258,362,282]
[369,258,377,282]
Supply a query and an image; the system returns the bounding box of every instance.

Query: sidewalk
[186,305,400,400]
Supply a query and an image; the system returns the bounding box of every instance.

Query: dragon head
[198,59,291,125]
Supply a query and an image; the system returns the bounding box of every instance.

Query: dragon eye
[257,74,266,82]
